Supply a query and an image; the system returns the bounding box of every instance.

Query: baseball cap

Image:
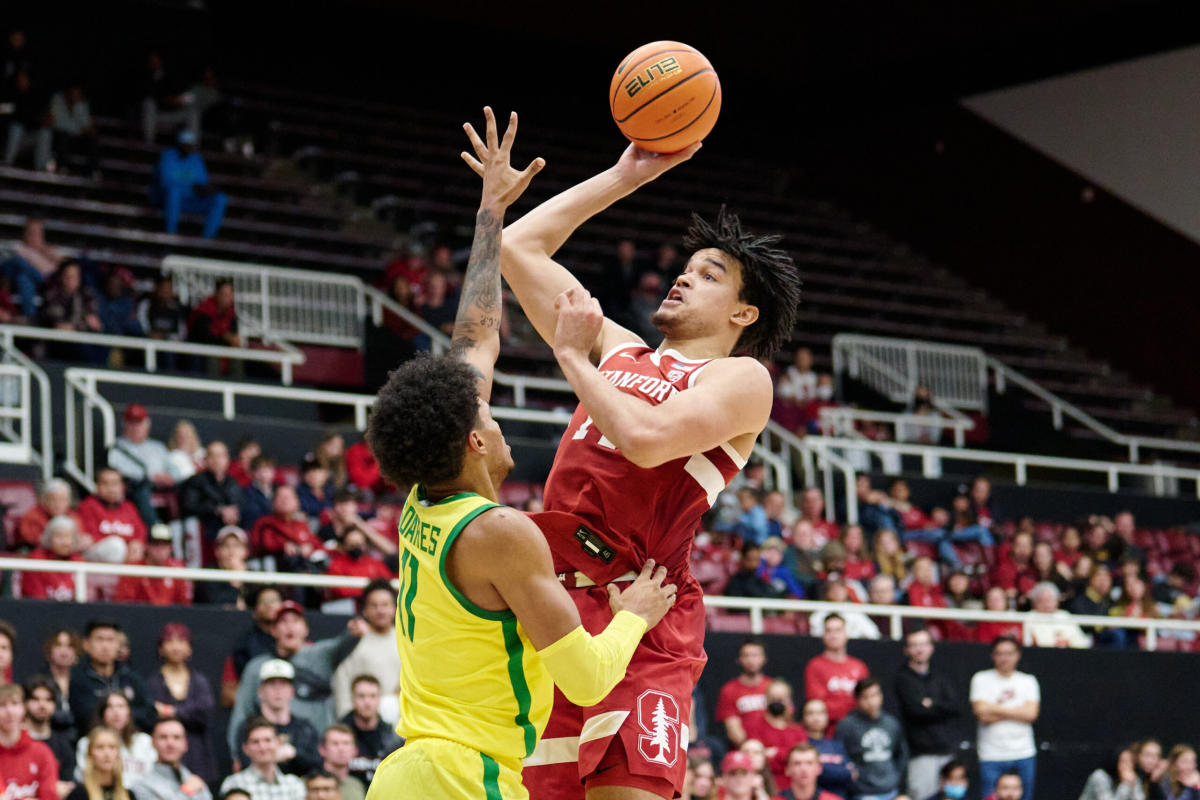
[215,525,248,544]
[123,403,149,423]
[273,600,306,623]
[721,750,755,774]
[258,658,294,682]
[149,523,172,543]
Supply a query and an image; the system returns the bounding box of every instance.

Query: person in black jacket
[179,440,241,563]
[894,627,962,800]
[68,619,155,733]
[723,543,786,602]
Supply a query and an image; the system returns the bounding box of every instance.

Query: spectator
[340,675,402,786]
[139,53,199,144]
[248,485,327,571]
[312,433,348,491]
[3,70,51,170]
[835,677,907,800]
[228,438,261,488]
[330,581,402,723]
[48,83,98,176]
[17,478,78,551]
[229,602,357,760]
[974,587,1022,644]
[137,276,189,365]
[855,477,903,540]
[41,630,79,724]
[0,218,60,320]
[719,749,770,800]
[1029,542,1072,601]
[233,660,319,777]
[66,725,128,800]
[114,524,192,606]
[98,269,144,339]
[1026,582,1089,648]
[872,529,907,586]
[0,622,12,686]
[22,515,84,601]
[762,491,794,541]
[804,614,870,734]
[745,679,807,792]
[323,522,391,602]
[758,537,805,599]
[147,624,215,784]
[726,543,786,601]
[985,771,1024,800]
[343,440,384,497]
[783,521,821,597]
[1078,747,1142,800]
[186,277,240,374]
[772,743,841,800]
[799,699,852,800]
[1153,561,1198,608]
[894,628,961,800]
[810,578,881,640]
[74,691,156,788]
[319,489,395,557]
[317,726,365,800]
[905,557,946,609]
[238,455,276,531]
[165,421,204,484]
[180,441,242,560]
[716,638,771,748]
[218,720,305,800]
[107,404,174,528]
[194,526,250,608]
[733,488,770,546]
[1108,512,1147,570]
[841,525,876,583]
[0,684,59,800]
[23,675,75,786]
[944,570,979,610]
[740,738,778,798]
[799,488,839,546]
[1164,745,1200,800]
[684,754,716,800]
[992,532,1037,603]
[776,349,817,413]
[40,259,101,335]
[927,759,971,800]
[627,271,665,346]
[69,619,154,733]
[1134,740,1166,791]
[1111,574,1159,621]
[230,586,283,680]
[887,480,930,532]
[135,717,212,800]
[302,772,340,800]
[968,478,997,528]
[296,458,334,524]
[970,636,1039,799]
[417,270,457,336]
[867,574,897,606]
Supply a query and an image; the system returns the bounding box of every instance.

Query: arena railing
[818,406,976,448]
[0,363,35,467]
[832,333,990,413]
[0,336,51,479]
[3,556,1196,650]
[0,324,306,385]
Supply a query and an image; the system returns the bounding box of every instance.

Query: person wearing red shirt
[21,515,83,601]
[249,484,327,565]
[227,437,260,488]
[975,586,1023,644]
[799,488,839,547]
[0,685,59,800]
[77,467,148,561]
[745,679,807,791]
[16,479,79,551]
[907,556,948,608]
[345,440,386,495]
[991,532,1037,602]
[841,524,876,584]
[325,528,394,601]
[716,639,771,748]
[114,524,192,606]
[803,614,870,735]
[888,479,930,532]
[772,743,841,800]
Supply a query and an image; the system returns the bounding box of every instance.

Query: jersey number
[571,415,616,450]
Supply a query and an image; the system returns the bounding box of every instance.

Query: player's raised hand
[613,141,702,189]
[551,287,604,358]
[461,107,546,213]
[607,558,677,629]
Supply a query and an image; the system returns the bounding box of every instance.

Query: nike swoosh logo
[594,763,619,774]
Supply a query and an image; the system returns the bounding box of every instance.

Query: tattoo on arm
[450,208,503,358]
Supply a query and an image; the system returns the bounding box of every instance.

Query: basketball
[609,41,721,153]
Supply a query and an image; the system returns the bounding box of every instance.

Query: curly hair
[366,354,481,488]
[682,206,802,358]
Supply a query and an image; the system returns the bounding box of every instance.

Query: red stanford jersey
[540,343,747,585]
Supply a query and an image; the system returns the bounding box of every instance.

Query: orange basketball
[609,41,721,153]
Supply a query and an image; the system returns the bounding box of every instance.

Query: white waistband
[558,570,638,588]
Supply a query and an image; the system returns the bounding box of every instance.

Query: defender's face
[476,401,514,481]
[652,248,751,340]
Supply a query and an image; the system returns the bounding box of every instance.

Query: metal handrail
[3,557,1194,650]
[1,324,305,385]
[0,336,52,479]
[819,406,975,448]
[832,333,989,413]
[0,364,32,465]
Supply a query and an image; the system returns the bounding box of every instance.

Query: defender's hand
[461,107,545,212]
[607,558,677,629]
[613,141,702,188]
[551,287,603,358]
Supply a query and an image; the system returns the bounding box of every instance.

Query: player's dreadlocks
[683,205,802,359]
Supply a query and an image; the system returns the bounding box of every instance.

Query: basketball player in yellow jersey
[363,108,677,800]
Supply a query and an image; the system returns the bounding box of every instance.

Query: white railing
[62,367,573,490]
[833,333,989,413]
[163,255,366,348]
[0,364,34,465]
[3,557,1196,650]
[819,406,975,448]
[759,421,858,525]
[0,336,51,479]
[0,324,306,385]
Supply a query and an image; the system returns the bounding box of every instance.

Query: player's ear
[730,303,759,330]
[466,429,487,455]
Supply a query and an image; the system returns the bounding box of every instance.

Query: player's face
[652,248,752,343]
[475,401,514,482]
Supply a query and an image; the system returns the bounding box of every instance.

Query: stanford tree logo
[636,689,679,767]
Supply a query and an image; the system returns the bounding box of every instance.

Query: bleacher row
[2,78,1196,445]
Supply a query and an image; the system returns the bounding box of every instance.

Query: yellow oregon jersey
[394,484,553,772]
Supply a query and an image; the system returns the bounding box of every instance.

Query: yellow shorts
[366,738,526,800]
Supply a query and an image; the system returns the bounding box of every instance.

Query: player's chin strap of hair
[537,610,648,707]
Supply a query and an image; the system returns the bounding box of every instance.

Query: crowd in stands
[679,631,1200,800]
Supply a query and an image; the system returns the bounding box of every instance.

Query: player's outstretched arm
[500,142,701,361]
[552,287,773,467]
[457,508,676,707]
[452,107,545,398]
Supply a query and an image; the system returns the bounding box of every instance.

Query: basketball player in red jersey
[461,135,802,800]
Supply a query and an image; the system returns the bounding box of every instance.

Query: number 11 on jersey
[571,415,616,450]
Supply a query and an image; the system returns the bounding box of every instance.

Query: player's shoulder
[696,354,772,390]
[458,505,546,556]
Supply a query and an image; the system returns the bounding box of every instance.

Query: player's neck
[657,333,732,362]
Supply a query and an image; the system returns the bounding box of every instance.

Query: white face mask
[816,383,834,401]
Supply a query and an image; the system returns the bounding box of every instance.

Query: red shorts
[522,582,707,800]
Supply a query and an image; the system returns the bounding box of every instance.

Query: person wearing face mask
[324,530,393,607]
[926,760,970,800]
[745,680,808,792]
